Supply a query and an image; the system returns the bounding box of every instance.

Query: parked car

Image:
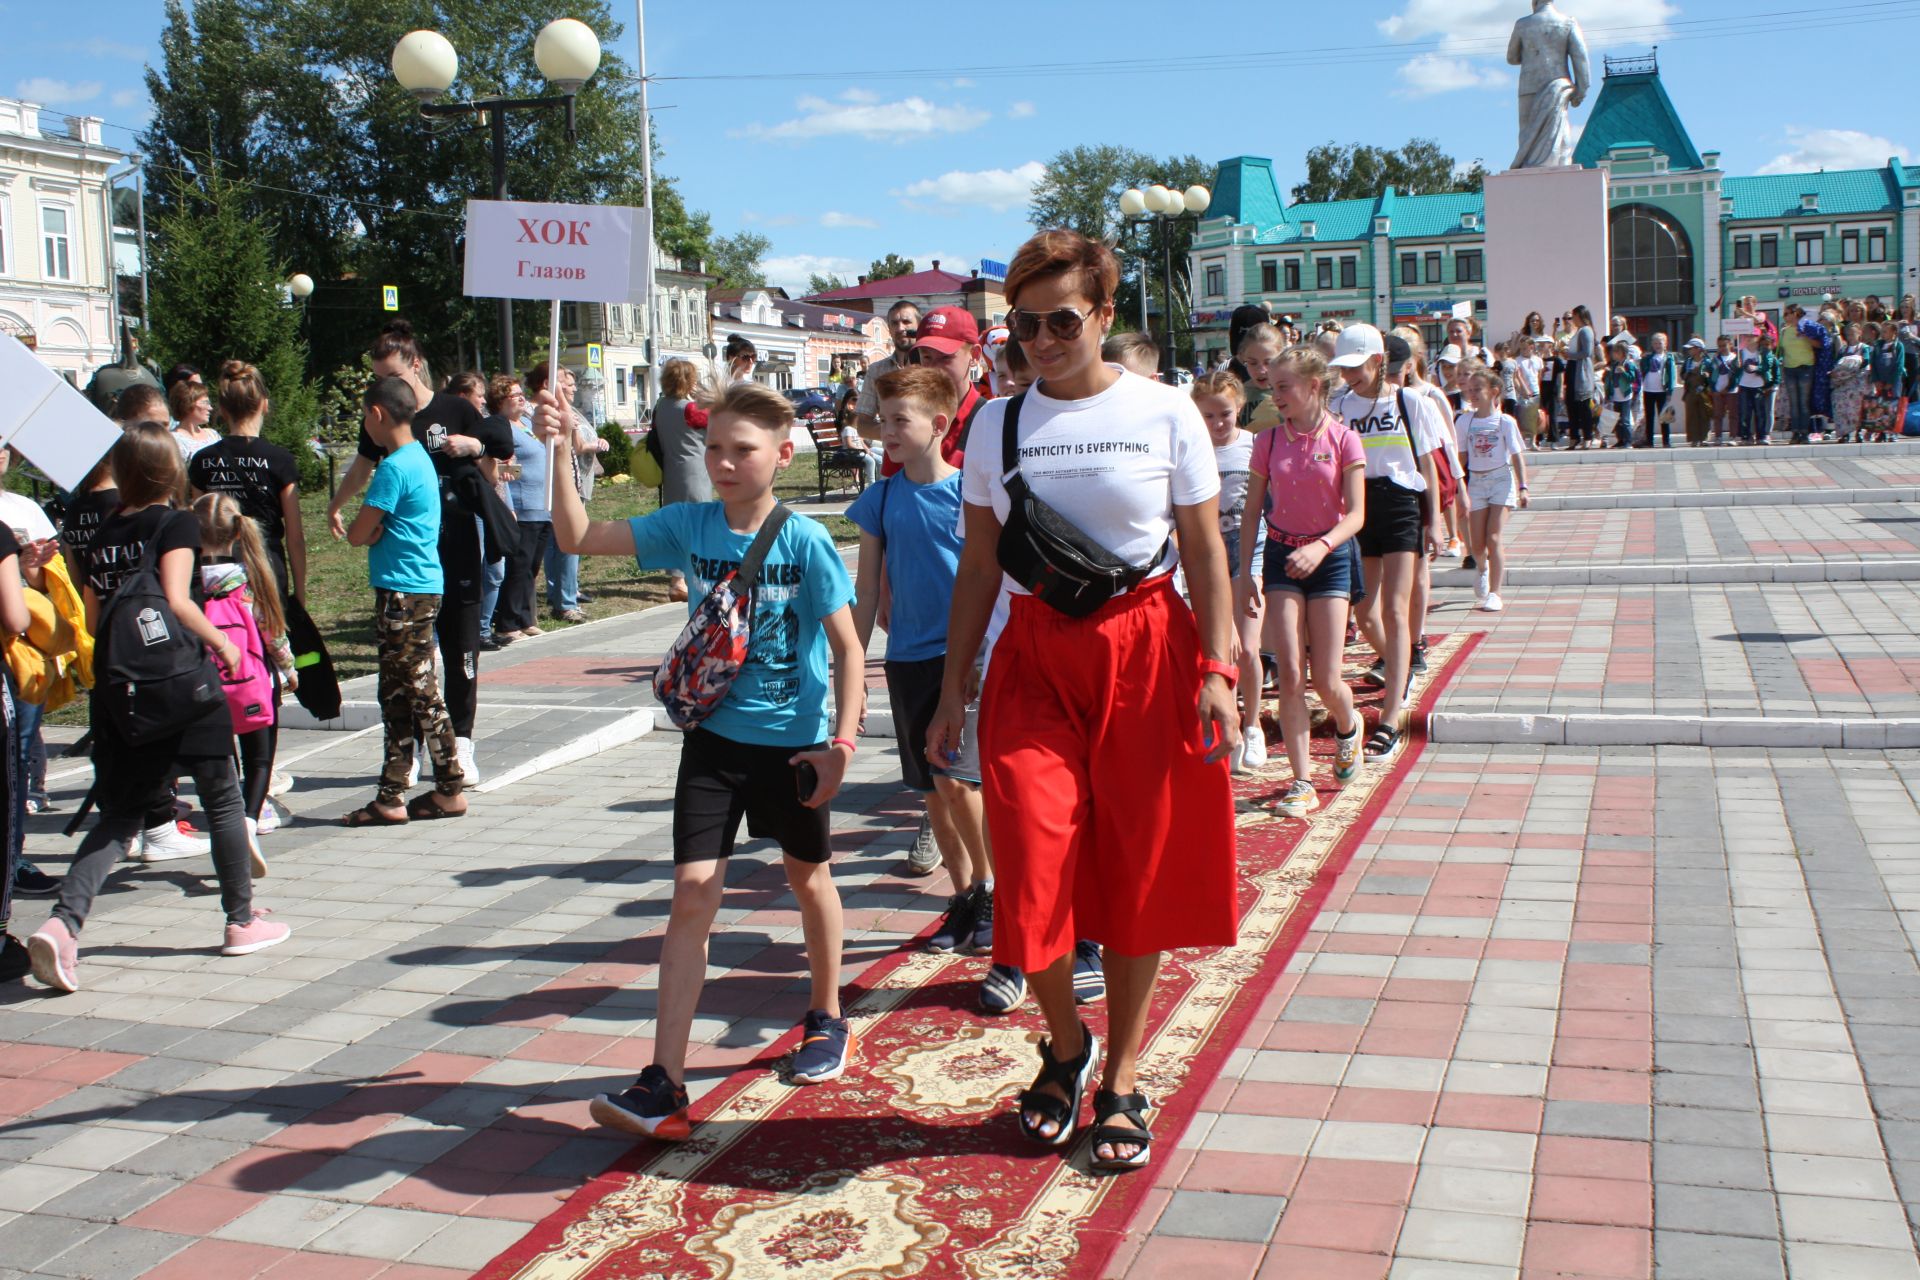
[785,387,833,418]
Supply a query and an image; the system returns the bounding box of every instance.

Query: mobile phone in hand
[795,760,819,804]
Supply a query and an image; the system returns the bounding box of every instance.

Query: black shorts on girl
[886,655,982,792]
[1263,531,1357,600]
[1357,477,1425,558]
[672,727,832,865]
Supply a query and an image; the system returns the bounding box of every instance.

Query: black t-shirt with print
[85,506,200,603]
[59,487,121,587]
[357,392,509,472]
[188,437,301,552]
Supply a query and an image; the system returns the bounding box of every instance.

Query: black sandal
[1017,1022,1100,1148]
[1363,724,1404,763]
[1089,1088,1156,1173]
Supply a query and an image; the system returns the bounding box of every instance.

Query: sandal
[342,804,407,828]
[1089,1088,1156,1173]
[1363,724,1404,764]
[406,793,468,821]
[1017,1022,1100,1148]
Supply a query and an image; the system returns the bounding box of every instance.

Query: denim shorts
[1222,524,1264,580]
[1264,531,1356,600]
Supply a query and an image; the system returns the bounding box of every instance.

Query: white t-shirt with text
[1329,384,1443,492]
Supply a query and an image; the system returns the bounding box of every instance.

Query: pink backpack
[202,588,275,733]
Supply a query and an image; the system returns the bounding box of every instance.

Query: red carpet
[477,634,1478,1280]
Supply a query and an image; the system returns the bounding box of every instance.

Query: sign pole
[545,299,562,513]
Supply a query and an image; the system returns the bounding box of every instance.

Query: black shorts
[1357,478,1425,558]
[886,655,982,792]
[672,727,832,864]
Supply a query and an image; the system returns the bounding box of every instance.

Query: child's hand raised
[530,386,575,447]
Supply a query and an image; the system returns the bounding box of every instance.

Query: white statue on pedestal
[1507,0,1592,169]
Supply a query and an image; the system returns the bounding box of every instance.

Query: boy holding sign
[532,379,865,1139]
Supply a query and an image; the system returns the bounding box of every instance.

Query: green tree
[866,253,916,282]
[1291,138,1480,202]
[709,232,771,290]
[806,272,849,295]
[145,165,320,482]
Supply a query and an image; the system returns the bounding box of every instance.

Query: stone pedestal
[1484,164,1610,346]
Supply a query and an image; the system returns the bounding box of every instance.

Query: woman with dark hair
[1521,311,1547,341]
[1564,305,1599,448]
[928,228,1239,1174]
[724,334,758,385]
[169,380,220,460]
[651,359,709,602]
[1225,303,1273,426]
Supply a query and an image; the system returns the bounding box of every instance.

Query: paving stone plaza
[3,442,1920,1278]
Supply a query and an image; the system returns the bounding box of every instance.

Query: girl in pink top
[1236,346,1368,817]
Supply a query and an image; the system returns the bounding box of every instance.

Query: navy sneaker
[967,883,994,955]
[1072,940,1106,1005]
[11,861,60,898]
[588,1063,691,1141]
[927,888,979,953]
[791,1009,855,1084]
[1410,643,1430,677]
[980,962,1026,1015]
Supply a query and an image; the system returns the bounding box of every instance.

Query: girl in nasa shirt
[928,229,1238,1175]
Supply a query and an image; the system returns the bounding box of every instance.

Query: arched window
[1610,204,1694,311]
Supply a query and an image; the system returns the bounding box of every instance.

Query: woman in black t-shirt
[187,361,307,605]
[57,457,121,589]
[0,524,31,983]
[25,424,290,996]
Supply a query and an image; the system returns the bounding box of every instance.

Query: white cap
[1609,332,1634,348]
[1327,323,1385,369]
[1438,344,1465,364]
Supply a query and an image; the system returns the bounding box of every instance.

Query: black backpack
[94,533,225,745]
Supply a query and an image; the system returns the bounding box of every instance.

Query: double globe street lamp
[1118,183,1211,381]
[390,19,602,372]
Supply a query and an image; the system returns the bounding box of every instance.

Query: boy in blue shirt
[344,376,466,825]
[847,368,1016,1011]
[534,380,864,1139]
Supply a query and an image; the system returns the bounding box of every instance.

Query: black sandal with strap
[1089,1088,1156,1173]
[1017,1022,1100,1148]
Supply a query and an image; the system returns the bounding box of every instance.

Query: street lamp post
[390,20,601,374]
[1118,182,1211,381]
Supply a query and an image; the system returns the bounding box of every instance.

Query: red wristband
[1200,659,1239,687]
[831,736,857,755]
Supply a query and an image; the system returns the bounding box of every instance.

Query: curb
[1528,485,1919,511]
[1427,711,1920,749]
[1528,440,1920,467]
[472,708,656,795]
[1431,560,1920,588]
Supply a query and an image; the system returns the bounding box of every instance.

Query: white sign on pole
[1723,317,1756,338]
[461,199,652,305]
[0,335,123,491]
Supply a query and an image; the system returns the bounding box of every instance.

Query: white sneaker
[1239,729,1269,773]
[255,800,281,835]
[268,771,295,798]
[455,737,478,785]
[1475,571,1490,602]
[242,818,268,878]
[136,822,210,863]
[406,744,423,789]
[1481,592,1504,613]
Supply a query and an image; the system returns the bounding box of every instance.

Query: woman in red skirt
[928,230,1240,1173]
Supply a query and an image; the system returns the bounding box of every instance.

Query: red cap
[912,306,981,355]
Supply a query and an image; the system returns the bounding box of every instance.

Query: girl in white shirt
[1454,363,1531,613]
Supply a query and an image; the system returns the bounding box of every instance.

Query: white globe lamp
[391,30,458,102]
[1145,184,1172,214]
[288,273,315,299]
[535,19,601,94]
[1184,185,1212,214]
[1119,187,1147,218]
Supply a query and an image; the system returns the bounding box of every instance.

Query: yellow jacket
[5,552,91,710]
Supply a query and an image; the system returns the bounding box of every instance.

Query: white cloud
[1379,0,1674,53]
[739,89,988,142]
[895,160,1047,213]
[820,210,878,229]
[1008,101,1036,118]
[1395,53,1507,97]
[1758,127,1912,175]
[15,77,102,106]
[110,88,145,109]
[764,253,865,292]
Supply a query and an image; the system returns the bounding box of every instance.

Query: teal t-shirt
[363,440,444,593]
[630,503,854,747]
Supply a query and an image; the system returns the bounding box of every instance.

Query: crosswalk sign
[586,343,603,370]
[381,285,399,311]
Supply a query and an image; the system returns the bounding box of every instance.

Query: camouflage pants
[375,590,463,804]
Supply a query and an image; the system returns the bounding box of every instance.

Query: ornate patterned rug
[478,633,1478,1280]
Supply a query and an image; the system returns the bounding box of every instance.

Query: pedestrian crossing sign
[381,284,399,312]
[586,343,603,369]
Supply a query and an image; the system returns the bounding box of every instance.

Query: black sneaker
[0,933,27,983]
[790,1008,855,1084]
[12,861,60,898]
[1462,555,1478,571]
[968,883,994,955]
[980,962,1026,1015]
[928,888,979,953]
[1363,659,1388,689]
[588,1063,691,1140]
[1072,940,1106,1004]
[1410,644,1430,677]
[478,634,504,652]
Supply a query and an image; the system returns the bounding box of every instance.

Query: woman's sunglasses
[1008,306,1093,343]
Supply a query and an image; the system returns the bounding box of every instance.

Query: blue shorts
[1264,533,1356,600]
[1223,524,1264,580]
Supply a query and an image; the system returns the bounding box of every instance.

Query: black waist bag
[95,534,225,745]
[995,391,1168,618]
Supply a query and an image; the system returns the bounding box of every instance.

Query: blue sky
[11,0,1917,292]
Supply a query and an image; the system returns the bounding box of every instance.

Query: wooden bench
[802,417,871,502]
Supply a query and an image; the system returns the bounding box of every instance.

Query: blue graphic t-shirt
[630,503,854,747]
[843,471,963,663]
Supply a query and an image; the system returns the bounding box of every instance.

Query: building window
[1400,253,1418,286]
[0,203,9,276]
[1425,251,1442,283]
[1609,202,1695,311]
[614,368,627,406]
[1841,230,1860,264]
[1733,236,1752,269]
[1283,260,1300,291]
[1339,256,1357,289]
[1760,235,1778,268]
[1316,258,1333,290]
[559,302,580,332]
[1456,251,1483,283]
[39,206,71,280]
[1794,233,1823,267]
[1259,261,1278,292]
[1869,228,1888,262]
[669,297,680,336]
[1204,264,1224,296]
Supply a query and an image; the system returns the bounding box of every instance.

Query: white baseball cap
[1438,344,1465,365]
[1328,323,1385,369]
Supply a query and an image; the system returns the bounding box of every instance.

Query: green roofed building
[1187,51,1920,365]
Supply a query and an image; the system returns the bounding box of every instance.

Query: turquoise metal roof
[1390,191,1485,238]
[1254,197,1374,245]
[1721,167,1902,219]
[1573,71,1703,170]
[1210,156,1287,235]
